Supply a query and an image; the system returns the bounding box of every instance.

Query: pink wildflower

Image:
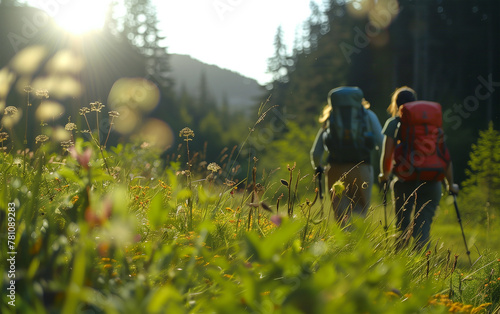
[68,146,92,170]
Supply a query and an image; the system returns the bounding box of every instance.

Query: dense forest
[2,1,500,312]
[262,0,500,183]
[0,0,499,183]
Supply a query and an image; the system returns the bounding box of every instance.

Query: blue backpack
[323,87,374,164]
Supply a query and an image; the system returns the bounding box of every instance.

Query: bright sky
[26,0,322,85]
[154,0,322,85]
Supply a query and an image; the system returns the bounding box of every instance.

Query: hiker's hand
[378,173,389,184]
[315,166,324,175]
[448,183,459,196]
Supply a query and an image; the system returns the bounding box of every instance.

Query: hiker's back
[393,101,450,181]
[323,86,374,164]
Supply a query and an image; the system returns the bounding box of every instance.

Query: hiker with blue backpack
[378,86,460,251]
[310,86,383,225]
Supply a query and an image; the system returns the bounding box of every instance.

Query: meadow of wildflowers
[0,87,499,313]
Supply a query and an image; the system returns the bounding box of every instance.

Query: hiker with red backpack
[379,86,459,251]
[310,86,383,224]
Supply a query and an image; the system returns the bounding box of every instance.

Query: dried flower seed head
[79,107,90,115]
[207,162,221,173]
[108,110,120,118]
[179,127,194,138]
[60,140,73,149]
[24,86,33,93]
[35,89,49,99]
[4,106,18,115]
[65,122,77,131]
[90,101,105,112]
[35,134,49,144]
[0,132,9,142]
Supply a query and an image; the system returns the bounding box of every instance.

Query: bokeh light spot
[108,78,160,113]
[0,68,16,100]
[134,118,173,152]
[35,100,65,121]
[45,49,84,74]
[51,126,72,142]
[113,106,141,135]
[9,45,47,75]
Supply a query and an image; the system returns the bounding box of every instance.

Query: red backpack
[393,101,450,181]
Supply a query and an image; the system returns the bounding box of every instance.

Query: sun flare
[38,0,112,34]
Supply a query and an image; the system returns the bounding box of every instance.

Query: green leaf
[245,219,302,262]
[197,186,217,204]
[27,257,40,280]
[57,166,84,187]
[177,188,192,201]
[111,143,123,154]
[147,286,183,313]
[62,245,86,313]
[148,193,167,229]
[92,173,114,182]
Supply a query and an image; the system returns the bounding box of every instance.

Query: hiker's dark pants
[326,163,373,223]
[391,179,442,250]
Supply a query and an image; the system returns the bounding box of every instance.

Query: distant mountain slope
[169,54,265,113]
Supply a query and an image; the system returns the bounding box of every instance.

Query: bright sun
[31,0,112,34]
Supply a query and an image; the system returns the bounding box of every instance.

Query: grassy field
[0,97,498,313]
[1,131,499,313]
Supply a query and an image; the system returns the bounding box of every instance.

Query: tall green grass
[0,123,498,314]
[0,89,498,313]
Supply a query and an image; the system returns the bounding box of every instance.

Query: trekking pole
[314,167,326,221]
[451,193,472,266]
[383,182,388,234]
[316,166,324,200]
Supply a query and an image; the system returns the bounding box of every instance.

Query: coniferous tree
[177,83,195,125]
[103,0,183,133]
[462,122,500,216]
[284,0,354,124]
[303,1,325,53]
[267,26,290,84]
[221,92,230,127]
[196,70,217,122]
[104,1,120,37]
[106,0,172,89]
[264,25,292,126]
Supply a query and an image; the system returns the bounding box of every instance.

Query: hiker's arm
[379,136,395,182]
[445,162,460,195]
[310,128,325,170]
[368,110,384,150]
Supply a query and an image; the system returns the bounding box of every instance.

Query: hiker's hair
[319,98,371,124]
[388,86,417,117]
